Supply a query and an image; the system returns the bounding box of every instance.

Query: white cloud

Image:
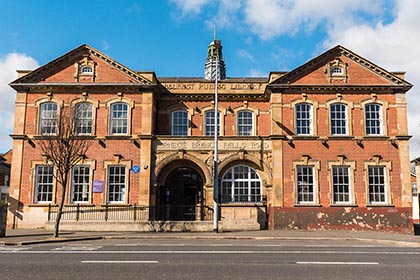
[321,0,420,159]
[169,0,211,16]
[248,69,266,77]
[243,0,384,40]
[238,48,255,62]
[0,53,39,153]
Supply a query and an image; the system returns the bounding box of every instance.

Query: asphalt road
[1,239,419,280]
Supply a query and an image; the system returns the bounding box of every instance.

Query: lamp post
[213,48,219,233]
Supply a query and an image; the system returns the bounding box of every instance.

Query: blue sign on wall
[92,180,103,193]
[131,165,141,174]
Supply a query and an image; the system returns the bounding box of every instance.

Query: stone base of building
[272,206,413,233]
[44,220,261,232]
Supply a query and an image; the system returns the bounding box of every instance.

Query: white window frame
[295,103,313,135]
[365,103,383,136]
[296,166,316,204]
[367,165,387,204]
[75,102,93,135]
[331,165,352,204]
[71,165,91,204]
[330,103,348,135]
[221,165,262,204]
[39,102,58,135]
[34,165,54,204]
[4,174,9,186]
[80,66,93,74]
[171,110,189,136]
[205,110,221,136]
[107,165,127,203]
[110,102,129,135]
[237,110,254,136]
[331,67,343,75]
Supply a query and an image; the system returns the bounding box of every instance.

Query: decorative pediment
[10,44,153,89]
[269,45,412,91]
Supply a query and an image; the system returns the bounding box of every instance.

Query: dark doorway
[157,167,203,221]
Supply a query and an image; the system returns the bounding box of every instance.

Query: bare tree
[39,105,92,238]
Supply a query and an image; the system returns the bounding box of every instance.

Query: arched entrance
[156,167,204,221]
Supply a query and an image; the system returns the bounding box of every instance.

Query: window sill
[219,203,265,207]
[326,136,354,140]
[293,204,322,207]
[28,203,55,207]
[329,204,358,207]
[105,135,132,140]
[292,136,318,140]
[366,204,394,207]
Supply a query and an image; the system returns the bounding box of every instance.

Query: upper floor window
[80,66,93,74]
[75,102,93,135]
[330,103,347,135]
[34,165,54,203]
[365,103,383,135]
[4,175,9,186]
[172,110,188,136]
[221,165,262,204]
[39,102,58,135]
[110,103,128,135]
[71,165,90,203]
[331,67,343,75]
[205,110,221,136]
[237,110,254,136]
[295,103,313,135]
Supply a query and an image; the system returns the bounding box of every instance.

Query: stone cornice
[268,84,411,93]
[9,83,156,93]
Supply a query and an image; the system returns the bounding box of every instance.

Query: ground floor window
[71,165,90,203]
[34,165,54,203]
[108,165,126,203]
[221,165,262,203]
[296,166,315,204]
[368,166,386,204]
[332,165,351,204]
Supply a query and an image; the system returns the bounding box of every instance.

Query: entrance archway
[157,167,204,221]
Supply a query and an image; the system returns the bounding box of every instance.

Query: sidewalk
[1,228,420,247]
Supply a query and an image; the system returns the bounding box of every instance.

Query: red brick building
[7,42,413,232]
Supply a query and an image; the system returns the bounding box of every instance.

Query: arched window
[237,110,254,136]
[80,66,93,74]
[172,110,188,136]
[295,103,313,135]
[330,103,347,135]
[365,103,383,135]
[221,165,262,203]
[205,110,221,136]
[39,102,58,135]
[110,102,128,135]
[331,67,343,75]
[75,102,93,135]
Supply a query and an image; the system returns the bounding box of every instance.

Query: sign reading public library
[162,82,264,91]
[155,139,271,151]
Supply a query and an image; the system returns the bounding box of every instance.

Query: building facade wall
[7,44,413,232]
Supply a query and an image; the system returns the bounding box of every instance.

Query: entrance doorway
[157,167,203,221]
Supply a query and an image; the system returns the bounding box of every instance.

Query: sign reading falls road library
[155,139,271,151]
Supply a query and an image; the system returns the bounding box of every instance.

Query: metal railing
[47,204,214,222]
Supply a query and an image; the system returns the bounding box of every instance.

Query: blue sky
[1,0,420,158]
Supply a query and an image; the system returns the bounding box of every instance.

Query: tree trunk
[54,176,68,238]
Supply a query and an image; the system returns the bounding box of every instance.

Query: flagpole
[213,31,219,233]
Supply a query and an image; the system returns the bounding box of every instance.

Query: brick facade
[7,44,413,232]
